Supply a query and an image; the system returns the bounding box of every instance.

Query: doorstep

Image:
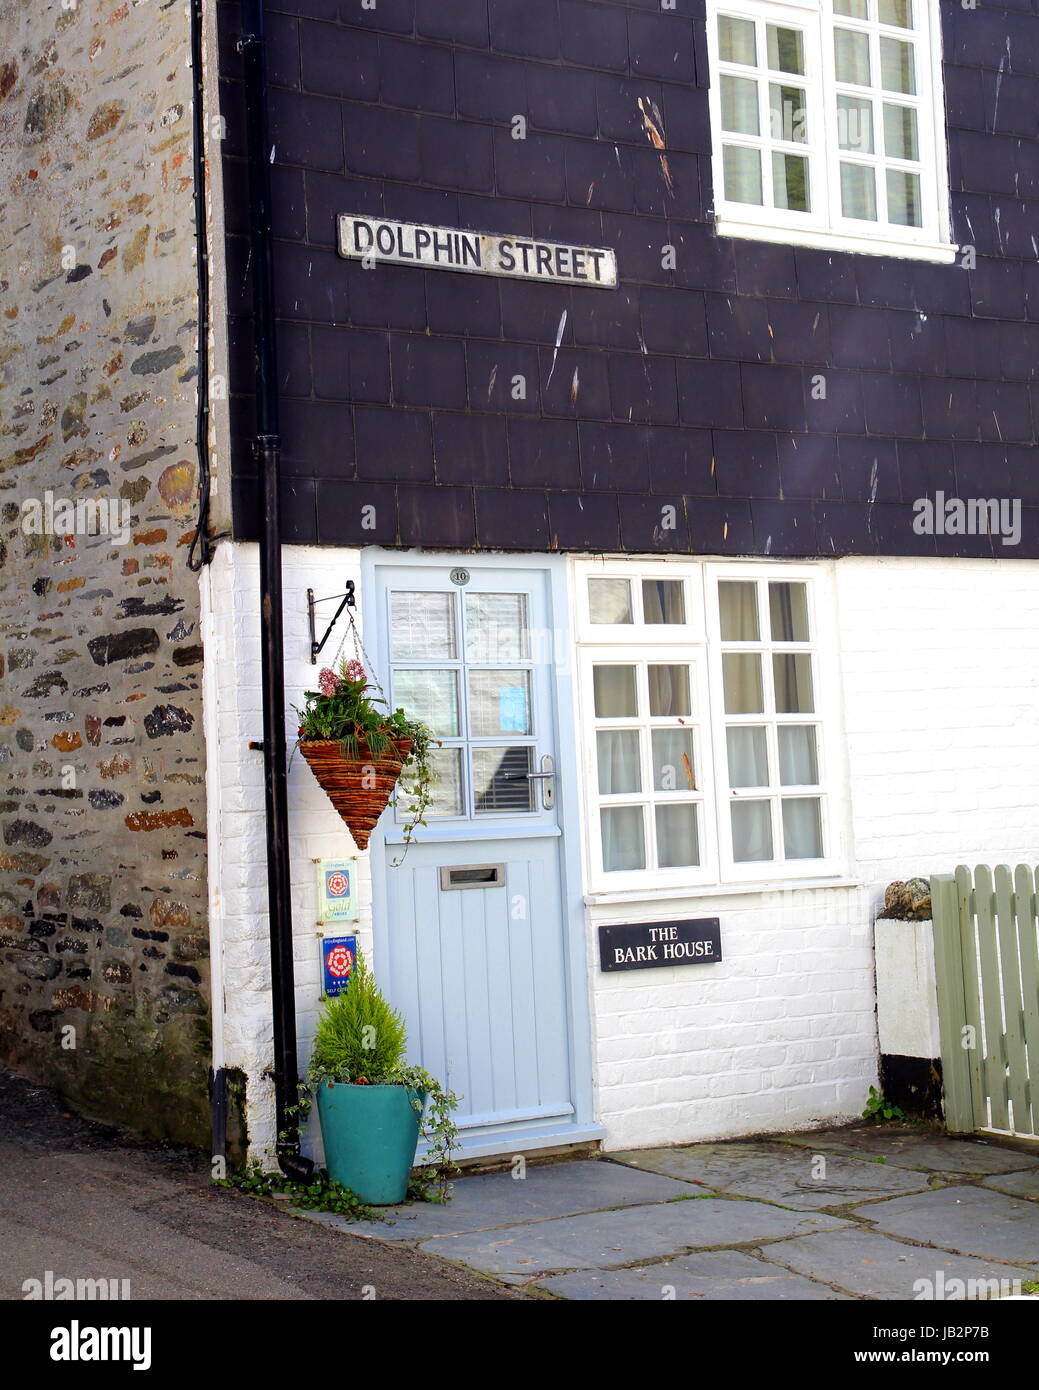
[294,1126,1039,1301]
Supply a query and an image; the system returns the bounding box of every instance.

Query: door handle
[525,755,555,809]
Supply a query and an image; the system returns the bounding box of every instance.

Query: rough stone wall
[0,0,211,1144]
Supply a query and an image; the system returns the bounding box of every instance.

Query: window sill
[714,216,958,264]
[584,874,862,906]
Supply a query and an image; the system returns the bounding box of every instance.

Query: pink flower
[318,667,339,698]
[342,659,365,683]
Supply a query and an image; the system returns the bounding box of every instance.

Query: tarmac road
[0,1068,521,1302]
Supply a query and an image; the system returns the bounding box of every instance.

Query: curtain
[727,726,769,788]
[783,798,823,858]
[778,725,818,785]
[597,731,641,795]
[601,806,645,872]
[656,804,699,869]
[732,800,773,861]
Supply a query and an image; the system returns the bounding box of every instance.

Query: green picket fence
[932,865,1039,1137]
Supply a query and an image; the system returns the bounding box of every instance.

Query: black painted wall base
[880,1053,944,1120]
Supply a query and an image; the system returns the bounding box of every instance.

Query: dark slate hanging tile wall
[219,0,1039,558]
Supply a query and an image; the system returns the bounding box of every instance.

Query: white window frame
[574,559,849,894]
[706,0,956,262]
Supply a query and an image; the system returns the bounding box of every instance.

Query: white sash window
[706,0,954,261]
[577,562,846,891]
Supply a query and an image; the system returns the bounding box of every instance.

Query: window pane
[593,665,637,717]
[727,726,769,788]
[773,653,815,713]
[403,746,462,818]
[766,25,805,76]
[473,746,533,813]
[652,728,697,791]
[721,74,760,135]
[886,168,922,226]
[718,14,756,65]
[719,580,759,640]
[723,144,763,205]
[769,83,807,142]
[642,579,686,624]
[597,730,642,795]
[880,36,916,93]
[883,102,918,160]
[731,799,773,861]
[834,28,871,85]
[835,0,869,16]
[773,152,810,212]
[656,804,700,869]
[464,592,529,662]
[393,669,460,737]
[879,0,912,28]
[601,806,646,871]
[469,670,532,736]
[837,94,874,153]
[778,725,819,785]
[769,581,810,641]
[782,797,823,858]
[723,652,764,713]
[588,577,631,625]
[648,665,691,717]
[390,591,456,660]
[840,161,878,220]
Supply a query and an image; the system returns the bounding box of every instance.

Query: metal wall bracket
[307,579,355,664]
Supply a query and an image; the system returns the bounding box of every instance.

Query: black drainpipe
[239,0,314,1182]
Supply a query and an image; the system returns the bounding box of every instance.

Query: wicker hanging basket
[299,736,412,851]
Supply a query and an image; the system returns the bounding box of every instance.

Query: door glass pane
[834,28,871,85]
[652,728,697,791]
[719,581,759,640]
[766,25,805,75]
[769,83,807,142]
[840,161,878,219]
[402,746,463,818]
[731,799,773,861]
[718,14,756,65]
[723,144,763,204]
[464,592,529,662]
[778,725,819,785]
[648,665,691,717]
[469,670,532,736]
[721,74,760,135]
[601,806,646,871]
[390,591,456,660]
[656,804,700,869]
[597,730,642,795]
[769,581,809,641]
[835,0,868,16]
[392,669,459,737]
[773,152,810,212]
[723,652,764,713]
[883,102,918,160]
[588,578,632,625]
[593,665,637,717]
[886,168,922,227]
[879,0,912,28]
[880,36,916,93]
[642,579,686,624]
[837,94,874,153]
[727,726,769,788]
[472,746,533,813]
[773,653,815,713]
[782,797,823,858]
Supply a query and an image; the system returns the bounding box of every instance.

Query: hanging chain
[326,604,388,704]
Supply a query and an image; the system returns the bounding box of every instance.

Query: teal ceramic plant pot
[316,1082,426,1205]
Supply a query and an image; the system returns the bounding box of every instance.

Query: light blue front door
[369,557,585,1154]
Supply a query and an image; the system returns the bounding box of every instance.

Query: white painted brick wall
[205,547,1039,1162]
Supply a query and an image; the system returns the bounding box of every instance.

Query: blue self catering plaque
[598,919,722,972]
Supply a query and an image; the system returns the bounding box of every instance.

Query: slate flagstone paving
[610,1141,934,1209]
[299,1125,1039,1300]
